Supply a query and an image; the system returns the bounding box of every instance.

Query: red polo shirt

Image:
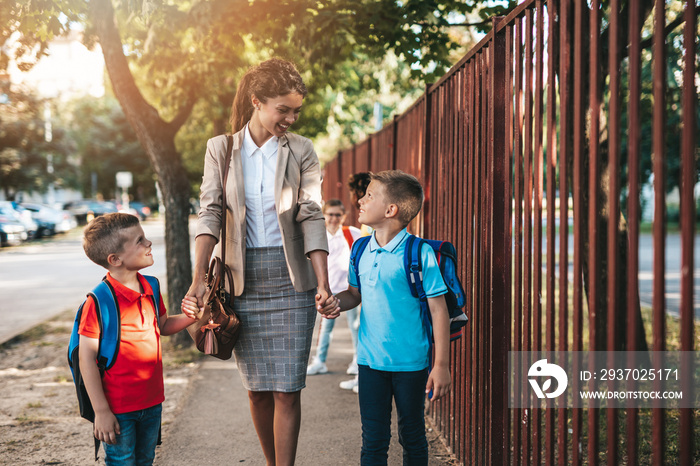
[79,272,167,414]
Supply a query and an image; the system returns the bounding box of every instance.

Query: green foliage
[0,1,86,72]
[618,15,700,216]
[1,0,513,200]
[0,79,78,199]
[66,95,157,202]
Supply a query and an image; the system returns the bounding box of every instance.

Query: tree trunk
[90,0,193,346]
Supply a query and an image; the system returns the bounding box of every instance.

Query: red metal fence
[322,1,698,464]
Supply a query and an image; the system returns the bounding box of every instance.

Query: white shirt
[327,225,362,294]
[241,124,283,247]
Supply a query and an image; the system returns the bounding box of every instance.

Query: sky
[7,28,105,100]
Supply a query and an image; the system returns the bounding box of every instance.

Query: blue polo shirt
[349,229,447,371]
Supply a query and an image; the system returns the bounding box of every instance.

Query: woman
[187,58,331,466]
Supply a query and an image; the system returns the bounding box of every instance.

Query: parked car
[129,202,152,220]
[0,202,37,240]
[0,208,27,246]
[63,200,118,225]
[20,203,78,236]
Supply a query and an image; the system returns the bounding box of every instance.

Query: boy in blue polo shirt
[320,170,451,465]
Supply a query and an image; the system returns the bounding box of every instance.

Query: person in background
[334,171,373,392]
[186,58,333,466]
[307,199,362,384]
[347,172,372,237]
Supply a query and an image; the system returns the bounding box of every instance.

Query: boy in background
[307,199,362,385]
[79,213,198,465]
[321,170,451,465]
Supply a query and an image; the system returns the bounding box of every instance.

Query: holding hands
[181,295,202,320]
[315,291,340,319]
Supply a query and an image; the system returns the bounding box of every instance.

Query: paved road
[637,233,700,318]
[0,217,172,344]
[555,232,700,319]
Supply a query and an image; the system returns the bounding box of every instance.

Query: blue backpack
[67,275,160,459]
[349,234,468,345]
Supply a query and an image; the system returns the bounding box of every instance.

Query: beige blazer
[196,129,328,295]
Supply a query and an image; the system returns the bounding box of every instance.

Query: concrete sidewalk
[157,314,453,465]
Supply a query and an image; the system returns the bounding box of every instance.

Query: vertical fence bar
[485,46,494,466]
[423,84,433,232]
[588,0,602,463]
[679,1,697,463]
[504,23,514,466]
[473,53,483,466]
[557,2,570,463]
[533,3,544,460]
[461,63,470,464]
[606,0,621,462]
[480,49,489,464]
[466,59,475,465]
[514,16,524,466]
[441,73,460,448]
[651,1,666,464]
[626,0,642,463]
[490,16,508,466]
[455,67,466,460]
[545,2,557,464]
[524,10,534,462]
[572,0,585,462]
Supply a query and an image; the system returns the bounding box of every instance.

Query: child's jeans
[103,403,162,466]
[315,305,359,362]
[358,365,429,466]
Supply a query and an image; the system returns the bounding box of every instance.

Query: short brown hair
[83,213,140,269]
[323,199,345,213]
[370,170,424,227]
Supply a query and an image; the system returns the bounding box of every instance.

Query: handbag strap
[219,135,234,294]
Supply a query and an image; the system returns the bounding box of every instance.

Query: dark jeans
[103,403,162,466]
[358,365,429,466]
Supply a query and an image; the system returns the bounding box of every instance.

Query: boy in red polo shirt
[79,213,199,465]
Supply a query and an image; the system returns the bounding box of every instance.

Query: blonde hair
[370,170,424,227]
[229,58,307,133]
[83,213,140,269]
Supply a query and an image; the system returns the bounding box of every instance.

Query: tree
[0,79,78,200]
[67,95,158,202]
[2,0,502,343]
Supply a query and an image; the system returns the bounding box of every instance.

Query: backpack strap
[89,279,120,373]
[404,234,427,301]
[349,235,371,293]
[342,226,354,250]
[142,275,161,328]
[85,279,120,462]
[403,235,437,373]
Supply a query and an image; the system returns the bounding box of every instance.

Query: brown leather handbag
[187,135,241,359]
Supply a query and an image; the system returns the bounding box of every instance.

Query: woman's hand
[185,277,208,315]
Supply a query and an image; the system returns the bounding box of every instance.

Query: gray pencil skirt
[232,246,316,392]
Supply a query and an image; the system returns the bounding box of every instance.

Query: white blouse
[241,124,283,248]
